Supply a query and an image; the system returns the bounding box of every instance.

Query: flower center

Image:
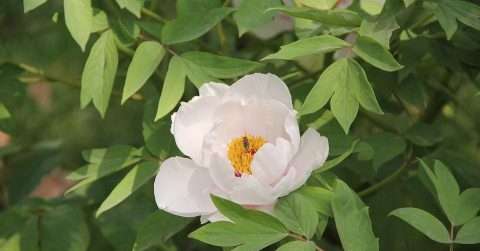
[227,135,266,177]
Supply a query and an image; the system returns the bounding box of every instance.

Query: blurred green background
[1,0,480,250]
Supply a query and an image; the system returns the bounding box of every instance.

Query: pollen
[227,135,266,177]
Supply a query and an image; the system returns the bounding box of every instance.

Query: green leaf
[389,208,451,244]
[0,210,30,247]
[299,60,341,116]
[96,161,158,217]
[316,139,358,173]
[162,0,233,44]
[0,217,38,251]
[433,4,457,40]
[122,41,166,104]
[92,9,109,32]
[353,35,403,72]
[455,217,480,244]
[433,161,460,221]
[155,56,186,121]
[300,59,382,130]
[190,222,244,247]
[190,220,287,250]
[211,196,286,232]
[137,21,163,41]
[262,35,350,60]
[276,241,316,251]
[358,133,406,170]
[403,0,415,7]
[23,0,47,13]
[274,194,318,239]
[444,0,480,31]
[64,0,93,51]
[182,51,261,81]
[41,206,90,251]
[111,14,140,47]
[405,122,443,146]
[270,7,362,27]
[143,100,178,158]
[67,145,142,191]
[360,0,384,16]
[332,180,379,251]
[0,103,10,120]
[420,160,480,226]
[234,0,282,36]
[295,186,333,216]
[182,59,218,88]
[330,66,359,134]
[191,196,288,250]
[116,0,145,17]
[358,16,399,49]
[80,30,118,117]
[349,59,383,114]
[133,211,193,251]
[81,145,142,165]
[454,188,480,226]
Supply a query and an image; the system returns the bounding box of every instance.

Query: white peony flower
[154,73,329,222]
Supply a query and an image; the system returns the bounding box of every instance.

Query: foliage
[1,0,480,250]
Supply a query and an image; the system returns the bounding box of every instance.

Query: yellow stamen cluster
[227,135,266,177]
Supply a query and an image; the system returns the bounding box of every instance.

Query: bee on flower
[154,73,329,222]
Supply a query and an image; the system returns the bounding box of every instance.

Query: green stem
[449,224,454,251]
[216,23,228,53]
[141,8,167,23]
[359,147,414,197]
[17,63,144,101]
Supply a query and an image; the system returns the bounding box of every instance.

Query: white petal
[274,129,329,196]
[229,176,277,205]
[272,166,297,197]
[171,96,222,163]
[251,138,293,185]
[199,82,229,97]
[206,99,298,148]
[229,73,293,109]
[284,111,300,153]
[208,154,277,205]
[154,157,216,217]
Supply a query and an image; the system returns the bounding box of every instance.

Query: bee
[242,136,250,152]
[242,136,257,155]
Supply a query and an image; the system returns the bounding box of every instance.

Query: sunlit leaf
[234,0,282,36]
[23,0,47,13]
[262,35,349,60]
[155,56,187,121]
[353,35,403,72]
[80,30,118,117]
[122,41,165,104]
[64,0,93,51]
[162,0,233,44]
